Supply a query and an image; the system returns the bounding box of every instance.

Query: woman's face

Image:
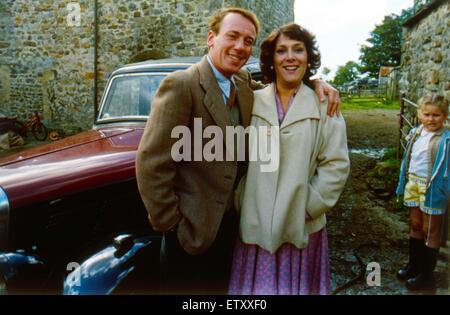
[273,34,308,88]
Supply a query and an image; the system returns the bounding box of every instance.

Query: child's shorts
[404,174,446,215]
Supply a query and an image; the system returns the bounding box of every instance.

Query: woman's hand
[313,79,341,116]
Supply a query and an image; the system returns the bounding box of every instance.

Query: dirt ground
[0,109,448,295]
[329,109,449,295]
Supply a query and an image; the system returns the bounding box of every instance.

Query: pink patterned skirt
[228,228,330,295]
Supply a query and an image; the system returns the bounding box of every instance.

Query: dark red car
[0,56,262,294]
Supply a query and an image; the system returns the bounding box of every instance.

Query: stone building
[0,0,294,132]
[400,0,449,104]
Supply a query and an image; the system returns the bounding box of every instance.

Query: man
[136,7,340,294]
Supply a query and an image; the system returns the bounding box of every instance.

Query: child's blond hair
[418,93,449,117]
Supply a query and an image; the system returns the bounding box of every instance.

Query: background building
[400,0,449,103]
[0,0,294,132]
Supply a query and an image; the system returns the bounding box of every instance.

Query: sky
[294,0,414,79]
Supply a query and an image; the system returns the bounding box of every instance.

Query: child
[396,93,449,291]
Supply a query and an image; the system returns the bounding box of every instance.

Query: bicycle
[1,112,48,141]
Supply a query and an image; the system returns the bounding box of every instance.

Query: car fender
[0,251,48,294]
[64,234,162,295]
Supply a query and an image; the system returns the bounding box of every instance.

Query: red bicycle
[5,112,48,141]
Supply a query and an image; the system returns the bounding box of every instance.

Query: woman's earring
[270,66,274,70]
[307,63,311,68]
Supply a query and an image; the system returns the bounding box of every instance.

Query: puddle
[350,148,388,159]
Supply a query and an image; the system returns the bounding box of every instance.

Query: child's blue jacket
[396,126,449,213]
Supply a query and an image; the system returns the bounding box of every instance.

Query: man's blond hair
[209,7,260,36]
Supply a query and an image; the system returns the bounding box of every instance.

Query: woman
[229,23,350,295]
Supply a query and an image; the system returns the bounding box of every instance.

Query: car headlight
[0,186,10,251]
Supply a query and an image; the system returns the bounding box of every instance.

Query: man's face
[207,13,256,77]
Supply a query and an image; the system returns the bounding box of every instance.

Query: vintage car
[0,56,262,294]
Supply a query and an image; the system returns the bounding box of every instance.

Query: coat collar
[252,82,320,128]
[197,56,253,129]
[434,125,448,136]
[415,124,449,137]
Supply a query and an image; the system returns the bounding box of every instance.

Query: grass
[369,147,404,212]
[370,147,401,182]
[342,96,400,111]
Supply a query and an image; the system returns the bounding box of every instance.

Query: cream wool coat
[237,83,350,254]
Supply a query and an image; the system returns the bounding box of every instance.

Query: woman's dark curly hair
[260,23,321,87]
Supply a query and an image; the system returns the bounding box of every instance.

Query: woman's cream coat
[236,83,350,254]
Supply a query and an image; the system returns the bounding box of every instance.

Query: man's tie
[226,81,236,110]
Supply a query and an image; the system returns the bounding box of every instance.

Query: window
[100,74,165,120]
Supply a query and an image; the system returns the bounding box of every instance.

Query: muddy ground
[330,109,449,295]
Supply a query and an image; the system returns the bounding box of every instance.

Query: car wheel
[32,123,48,141]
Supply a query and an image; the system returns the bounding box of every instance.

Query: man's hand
[313,79,341,116]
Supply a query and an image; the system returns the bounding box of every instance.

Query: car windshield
[99,74,165,121]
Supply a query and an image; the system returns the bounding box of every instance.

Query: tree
[321,67,332,82]
[322,67,331,76]
[332,61,360,87]
[413,0,433,12]
[399,6,415,22]
[359,14,402,78]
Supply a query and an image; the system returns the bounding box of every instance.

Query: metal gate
[398,94,419,158]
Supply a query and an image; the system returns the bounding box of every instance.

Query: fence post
[398,93,405,159]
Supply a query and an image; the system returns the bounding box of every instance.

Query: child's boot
[405,246,439,291]
[397,237,424,280]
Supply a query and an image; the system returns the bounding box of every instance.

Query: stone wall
[400,0,449,104]
[0,0,294,132]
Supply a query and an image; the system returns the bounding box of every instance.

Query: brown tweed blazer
[136,56,258,255]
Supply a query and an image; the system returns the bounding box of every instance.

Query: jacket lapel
[235,73,253,128]
[197,57,233,132]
